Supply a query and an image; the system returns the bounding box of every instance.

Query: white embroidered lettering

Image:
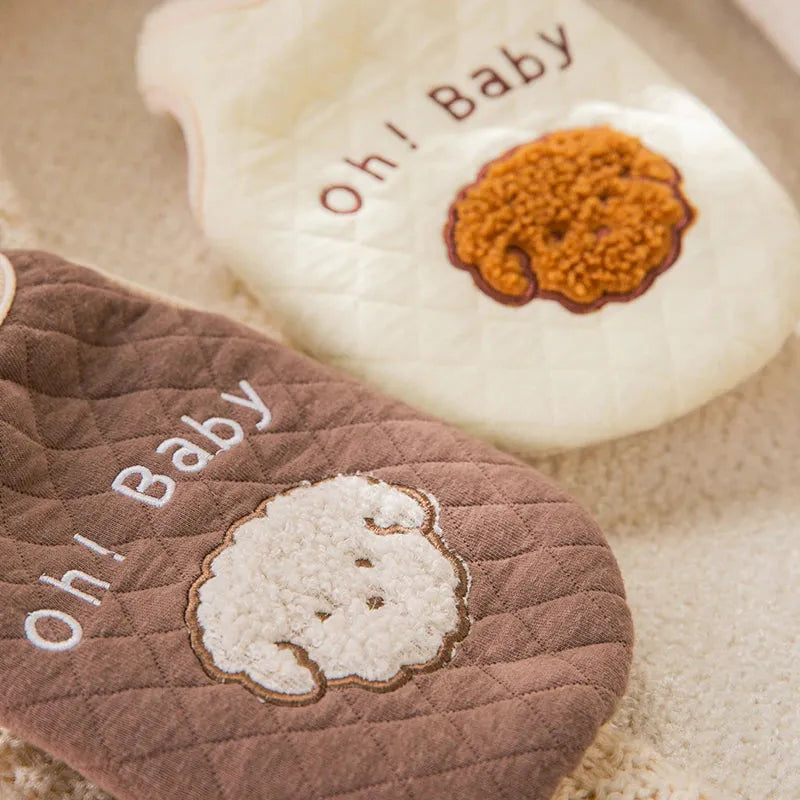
[156,437,214,473]
[39,570,110,607]
[112,379,270,508]
[30,539,125,655]
[181,415,244,451]
[25,609,83,652]
[220,380,272,430]
[112,466,176,507]
[73,534,126,562]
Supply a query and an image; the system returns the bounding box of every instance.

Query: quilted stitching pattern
[138,0,800,454]
[0,252,632,800]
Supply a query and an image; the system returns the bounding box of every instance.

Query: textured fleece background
[0,1,798,799]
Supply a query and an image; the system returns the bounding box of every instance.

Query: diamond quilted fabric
[137,0,800,453]
[0,250,632,799]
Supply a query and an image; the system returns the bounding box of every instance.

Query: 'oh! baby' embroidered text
[112,379,271,508]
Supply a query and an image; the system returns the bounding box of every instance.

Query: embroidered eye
[366,596,384,610]
[355,558,373,568]
[315,611,331,622]
[547,222,568,243]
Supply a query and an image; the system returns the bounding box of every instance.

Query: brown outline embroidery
[443,127,696,313]
[186,475,470,706]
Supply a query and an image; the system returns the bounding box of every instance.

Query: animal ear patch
[187,475,469,705]
[0,250,632,800]
[445,126,695,312]
[138,0,800,453]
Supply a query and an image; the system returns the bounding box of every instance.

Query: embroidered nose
[366,596,384,610]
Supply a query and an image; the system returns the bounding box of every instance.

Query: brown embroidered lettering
[320,27,575,215]
[538,24,572,70]
[320,184,363,214]
[385,122,417,149]
[344,154,398,182]
[471,66,513,98]
[427,85,476,120]
[499,46,545,83]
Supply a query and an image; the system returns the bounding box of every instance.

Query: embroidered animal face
[445,126,695,312]
[187,475,469,704]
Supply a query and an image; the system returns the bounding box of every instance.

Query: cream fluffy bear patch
[187,475,470,704]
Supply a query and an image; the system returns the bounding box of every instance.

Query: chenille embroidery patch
[187,475,470,705]
[445,126,696,312]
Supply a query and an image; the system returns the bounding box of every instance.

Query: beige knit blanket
[735,0,800,74]
[0,0,798,797]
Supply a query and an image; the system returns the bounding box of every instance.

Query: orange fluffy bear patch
[445,127,695,312]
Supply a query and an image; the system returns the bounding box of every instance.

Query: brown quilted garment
[0,251,632,800]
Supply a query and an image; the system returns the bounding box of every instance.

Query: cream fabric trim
[0,255,16,327]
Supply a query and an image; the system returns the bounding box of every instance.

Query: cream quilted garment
[138,0,800,453]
